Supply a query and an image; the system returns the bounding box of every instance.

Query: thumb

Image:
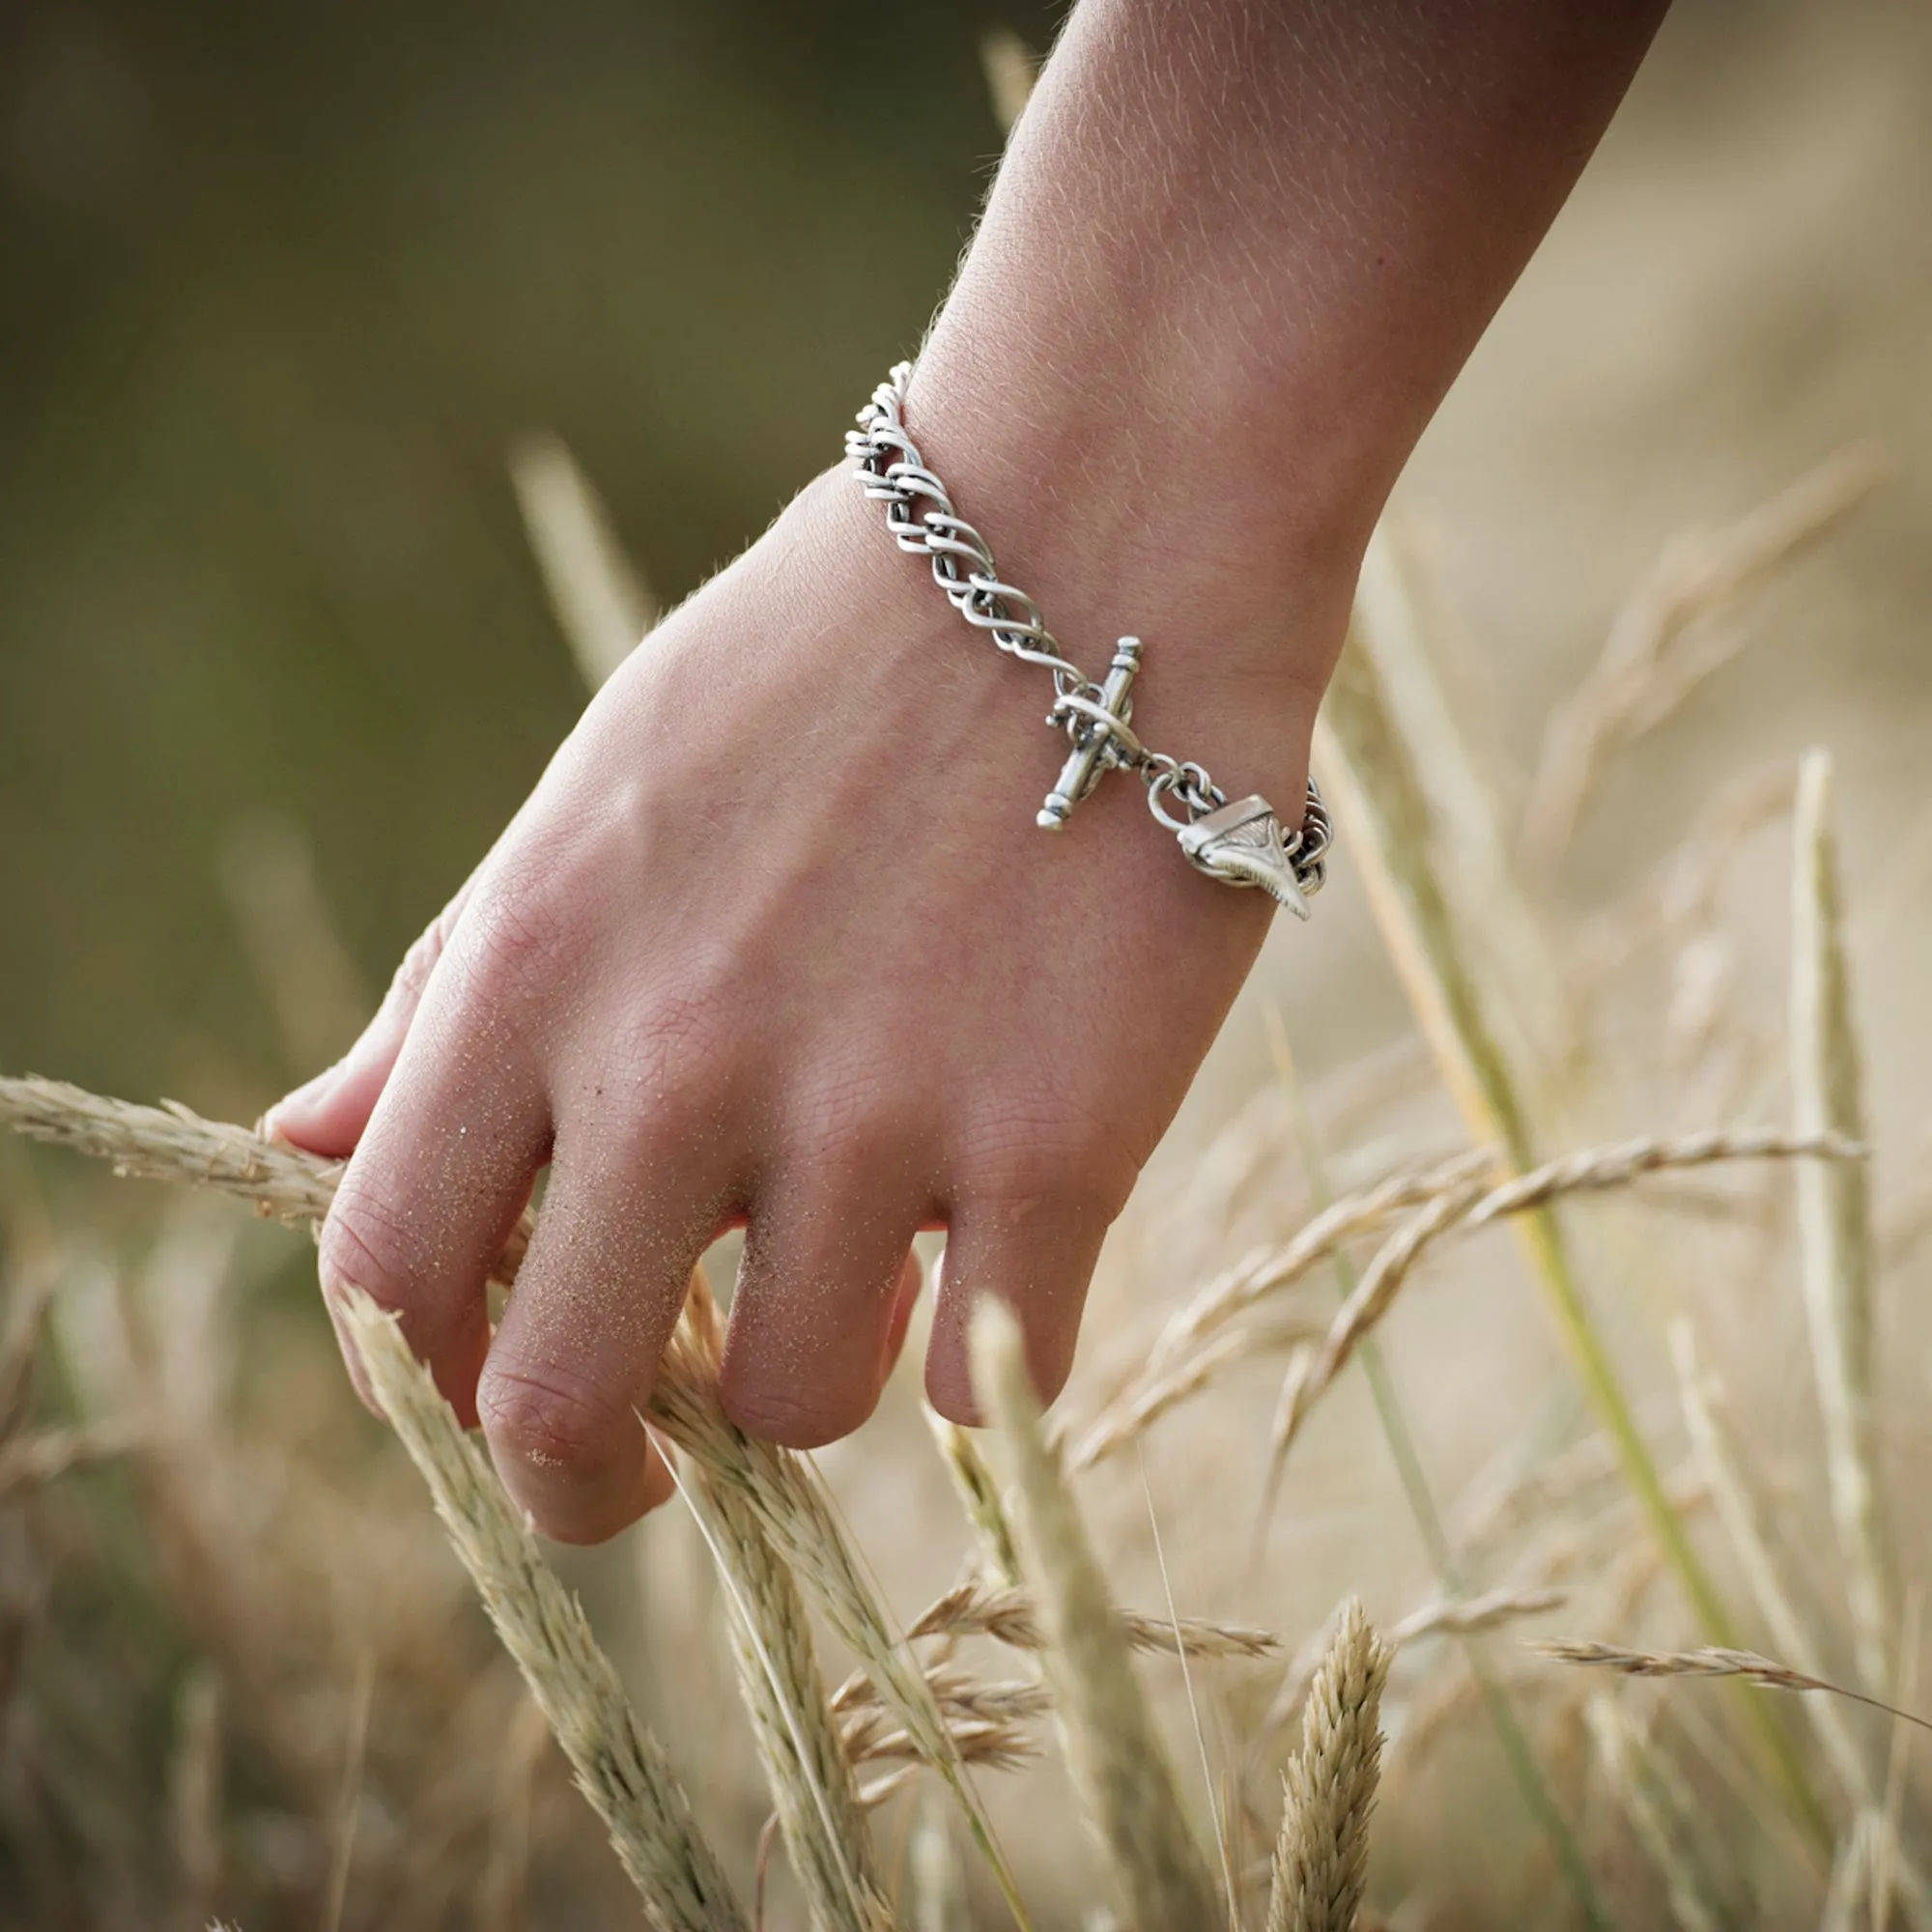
[264,877,476,1160]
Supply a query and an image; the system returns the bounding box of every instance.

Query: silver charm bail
[1177,794,1313,919]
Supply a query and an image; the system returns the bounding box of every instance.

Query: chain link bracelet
[846,362,1332,917]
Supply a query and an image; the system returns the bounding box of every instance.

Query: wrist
[891,333,1359,748]
[832,362,1339,873]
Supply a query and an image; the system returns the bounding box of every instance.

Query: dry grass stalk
[1267,1131,1858,1461]
[1820,1812,1885,1932]
[906,1578,1280,1662]
[908,1785,971,1932]
[924,1406,1021,1585]
[836,1665,1048,1769]
[0,1075,1016,1911]
[321,1650,376,1932]
[650,1306,1021,1917]
[1447,1425,1629,1566]
[48,1240,363,1817]
[1533,1642,1932,1738]
[666,1276,889,1932]
[1262,1589,1564,1750]
[1672,1331,1932,1926]
[971,1299,1219,1930]
[1462,1128,1859,1225]
[1322,628,1822,1831]
[1352,523,1575,1071]
[335,1286,748,1932]
[1584,1695,1725,1932]
[1092,1128,1855,1476]
[1266,1183,1479,1470]
[1144,1148,1496,1373]
[1315,637,1536,1151]
[1790,749,1890,1694]
[0,1255,56,1441]
[1873,1589,1925,1932]
[1,1072,550,1392]
[1253,1015,1610,1930]
[1066,1150,1492,1473]
[1070,1308,1325,1471]
[1671,1324,1868,1797]
[1520,440,1888,870]
[1389,1585,1569,1648]
[838,1654,1051,1806]
[508,431,657,691]
[1266,1599,1390,1932]
[0,1075,341,1227]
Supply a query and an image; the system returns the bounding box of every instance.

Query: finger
[267,878,477,1159]
[479,1119,736,1544]
[318,1001,549,1427]
[721,1179,928,1449]
[923,1191,1107,1425]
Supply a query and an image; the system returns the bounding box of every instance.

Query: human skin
[270,0,1669,1544]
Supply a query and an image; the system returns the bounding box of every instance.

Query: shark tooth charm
[1176,794,1314,918]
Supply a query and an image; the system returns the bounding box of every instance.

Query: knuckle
[785,1070,922,1181]
[479,1363,636,1475]
[457,882,567,1008]
[962,1097,1140,1219]
[319,1179,419,1307]
[605,982,741,1118]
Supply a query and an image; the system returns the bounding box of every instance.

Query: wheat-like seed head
[1266,1599,1391,1932]
[335,1287,747,1932]
[1077,1126,1859,1474]
[1534,1639,1830,1689]
[1534,1637,1932,1768]
[906,1578,1280,1661]
[0,1074,1028,1914]
[663,1283,889,1932]
[1791,748,1891,1696]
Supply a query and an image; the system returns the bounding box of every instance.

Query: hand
[270,455,1344,1543]
[268,0,1666,1545]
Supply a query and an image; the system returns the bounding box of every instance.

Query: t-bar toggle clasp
[1037,638,1142,830]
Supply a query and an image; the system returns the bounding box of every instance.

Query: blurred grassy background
[0,0,1055,1111]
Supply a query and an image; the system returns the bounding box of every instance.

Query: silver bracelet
[846,362,1331,917]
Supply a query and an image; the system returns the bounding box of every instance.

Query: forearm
[911,0,1667,677]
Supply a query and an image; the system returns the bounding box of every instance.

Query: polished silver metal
[1039,636,1141,829]
[848,361,1330,905]
[1178,795,1314,919]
